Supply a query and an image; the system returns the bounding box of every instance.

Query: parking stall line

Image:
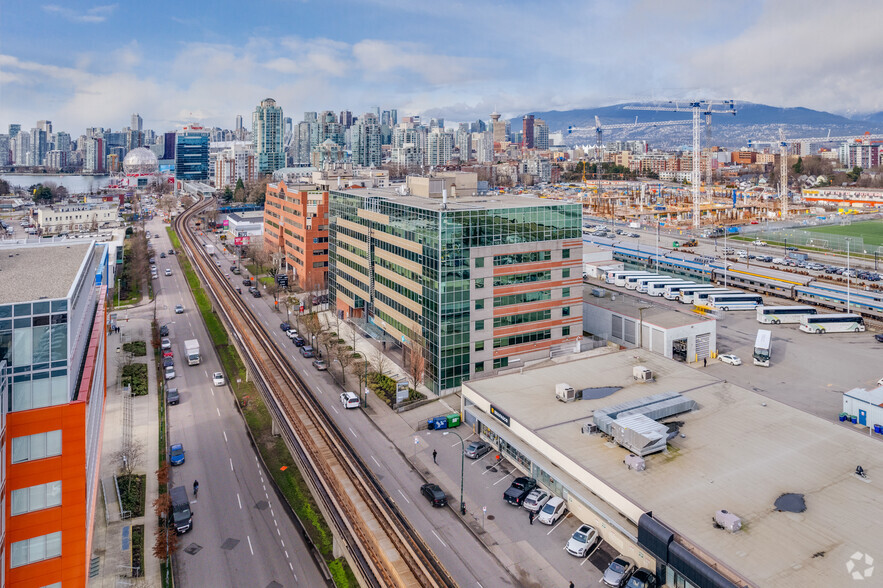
[492,472,514,484]
[547,512,570,535]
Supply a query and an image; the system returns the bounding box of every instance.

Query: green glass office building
[329,188,583,395]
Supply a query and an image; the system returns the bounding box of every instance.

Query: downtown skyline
[2,0,883,133]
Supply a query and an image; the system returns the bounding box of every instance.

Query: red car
[163,350,174,358]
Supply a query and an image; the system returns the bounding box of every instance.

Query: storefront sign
[489,404,510,427]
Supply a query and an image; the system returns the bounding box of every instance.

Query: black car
[503,476,538,506]
[252,290,262,298]
[420,483,447,507]
[292,335,306,347]
[160,252,166,258]
[168,249,175,255]
[625,569,658,588]
[163,357,174,368]
[875,334,883,343]
[159,325,169,337]
[280,322,291,332]
[242,279,252,287]
[167,388,180,405]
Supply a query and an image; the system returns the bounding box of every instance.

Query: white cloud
[42,3,118,23]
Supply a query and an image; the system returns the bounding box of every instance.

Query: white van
[537,496,567,524]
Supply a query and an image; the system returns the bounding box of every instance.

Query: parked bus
[693,289,738,304]
[625,273,663,290]
[678,285,721,304]
[799,313,866,334]
[636,277,683,293]
[648,280,694,297]
[756,305,818,324]
[607,270,654,287]
[662,281,700,300]
[692,304,723,320]
[753,329,772,366]
[706,293,764,311]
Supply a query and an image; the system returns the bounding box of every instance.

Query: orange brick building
[264,181,330,291]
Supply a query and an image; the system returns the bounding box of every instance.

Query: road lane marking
[223,431,227,443]
[431,529,447,548]
[230,458,234,471]
[285,550,290,559]
[397,489,410,504]
[277,528,281,536]
[348,427,357,438]
[331,405,338,414]
[247,535,254,555]
[237,494,242,509]
[547,512,570,535]
[217,407,221,417]
[371,455,381,468]
[204,370,208,377]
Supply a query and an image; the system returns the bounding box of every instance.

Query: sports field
[804,220,883,247]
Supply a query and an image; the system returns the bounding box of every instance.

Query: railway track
[175,198,456,588]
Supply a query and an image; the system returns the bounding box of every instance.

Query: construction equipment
[568,117,695,216]
[624,101,737,230]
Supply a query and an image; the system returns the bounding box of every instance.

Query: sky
[2,0,882,135]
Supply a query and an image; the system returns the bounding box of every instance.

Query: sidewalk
[322,314,569,587]
[89,316,161,586]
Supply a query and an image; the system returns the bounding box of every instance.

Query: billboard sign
[234,236,251,246]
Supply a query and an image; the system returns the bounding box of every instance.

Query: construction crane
[623,101,737,230]
[567,117,695,216]
[749,131,883,218]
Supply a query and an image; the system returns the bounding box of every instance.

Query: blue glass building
[174,125,210,181]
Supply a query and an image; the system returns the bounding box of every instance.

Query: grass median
[167,227,355,586]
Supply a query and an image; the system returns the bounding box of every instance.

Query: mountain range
[512,102,883,149]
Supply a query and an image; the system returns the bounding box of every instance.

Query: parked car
[874,334,883,343]
[312,359,327,371]
[164,366,176,380]
[420,483,447,507]
[464,440,492,459]
[565,524,599,557]
[162,349,174,358]
[242,279,252,287]
[167,388,180,405]
[159,325,169,337]
[168,249,175,255]
[522,489,552,513]
[169,443,185,466]
[287,329,300,340]
[161,338,172,350]
[252,290,262,298]
[213,372,225,386]
[280,322,291,332]
[718,354,742,366]
[300,345,315,358]
[160,252,167,258]
[602,556,637,587]
[340,391,360,409]
[162,357,174,368]
[165,268,172,276]
[503,476,537,506]
[625,569,658,588]
[292,335,306,347]
[537,496,567,524]
[175,304,184,314]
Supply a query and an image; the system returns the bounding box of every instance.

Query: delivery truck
[184,339,200,366]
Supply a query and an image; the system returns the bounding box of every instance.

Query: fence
[753,228,883,257]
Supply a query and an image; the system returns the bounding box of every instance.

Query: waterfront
[1,173,114,194]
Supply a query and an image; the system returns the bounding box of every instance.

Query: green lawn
[804,220,883,247]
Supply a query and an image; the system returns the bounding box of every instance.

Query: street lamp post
[846,238,851,312]
[442,430,466,515]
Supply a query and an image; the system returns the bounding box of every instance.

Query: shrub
[123,341,147,356]
[122,363,149,396]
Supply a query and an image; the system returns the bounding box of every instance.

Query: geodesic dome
[123,147,159,175]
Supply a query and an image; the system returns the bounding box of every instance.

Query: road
[146,210,326,588]
[199,229,517,587]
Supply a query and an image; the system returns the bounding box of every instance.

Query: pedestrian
[432,449,437,464]
[529,510,534,525]
[569,582,574,588]
[703,357,707,368]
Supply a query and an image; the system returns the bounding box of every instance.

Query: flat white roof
[464,351,883,587]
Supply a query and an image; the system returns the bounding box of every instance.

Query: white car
[165,268,172,276]
[718,354,742,366]
[286,329,299,340]
[340,391,360,409]
[161,338,172,350]
[537,496,567,525]
[164,366,176,380]
[754,240,768,246]
[212,372,225,386]
[565,524,599,557]
[522,489,551,513]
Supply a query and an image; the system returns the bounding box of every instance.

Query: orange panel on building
[265,181,330,291]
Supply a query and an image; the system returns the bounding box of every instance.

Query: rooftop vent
[713,510,742,533]
[555,383,575,403]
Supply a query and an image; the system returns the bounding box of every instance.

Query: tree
[299,312,324,351]
[0,178,10,195]
[234,178,247,202]
[180,194,193,208]
[281,292,300,324]
[252,244,272,276]
[246,176,271,206]
[30,184,53,203]
[404,341,425,392]
[847,166,863,182]
[158,195,176,219]
[791,156,803,175]
[223,186,234,201]
[368,345,392,379]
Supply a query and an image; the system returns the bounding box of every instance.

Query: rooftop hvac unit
[624,453,646,471]
[581,422,598,435]
[633,366,653,381]
[591,288,606,298]
[556,383,576,403]
[713,510,742,533]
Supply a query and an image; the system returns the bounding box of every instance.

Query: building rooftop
[335,186,575,211]
[583,287,712,330]
[464,351,883,587]
[0,242,93,304]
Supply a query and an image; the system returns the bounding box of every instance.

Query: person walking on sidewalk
[703,357,707,368]
[432,449,437,464]
[529,510,534,525]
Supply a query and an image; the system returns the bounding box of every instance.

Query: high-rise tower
[252,98,285,174]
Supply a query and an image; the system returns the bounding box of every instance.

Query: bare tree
[152,492,179,560]
[281,292,300,324]
[404,342,425,392]
[180,194,194,209]
[252,244,272,276]
[368,345,392,379]
[114,441,144,478]
[158,195,177,219]
[299,312,324,350]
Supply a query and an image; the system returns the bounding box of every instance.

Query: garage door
[651,329,665,354]
[612,315,623,339]
[623,318,636,344]
[696,333,710,359]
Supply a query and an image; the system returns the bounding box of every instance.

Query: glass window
[13,328,32,366]
[50,325,66,361]
[51,300,67,312]
[32,301,50,314]
[562,287,571,298]
[11,481,61,516]
[562,249,571,259]
[10,531,61,568]
[13,303,30,317]
[475,278,484,289]
[562,306,571,317]
[0,305,11,319]
[475,320,484,330]
[11,431,62,463]
[493,357,509,369]
[562,268,570,278]
[475,341,484,351]
[475,257,484,268]
[563,326,571,336]
[475,299,484,310]
[474,361,484,373]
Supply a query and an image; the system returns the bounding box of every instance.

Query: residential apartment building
[253,98,285,174]
[351,114,381,168]
[264,182,330,290]
[427,130,453,167]
[214,143,257,189]
[174,125,210,181]
[0,241,109,586]
[329,182,583,394]
[83,138,104,174]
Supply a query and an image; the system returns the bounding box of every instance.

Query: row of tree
[220,177,271,205]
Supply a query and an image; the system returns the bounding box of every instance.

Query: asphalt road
[146,212,326,588]
[200,230,517,588]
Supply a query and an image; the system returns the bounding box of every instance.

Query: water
[1,174,114,195]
